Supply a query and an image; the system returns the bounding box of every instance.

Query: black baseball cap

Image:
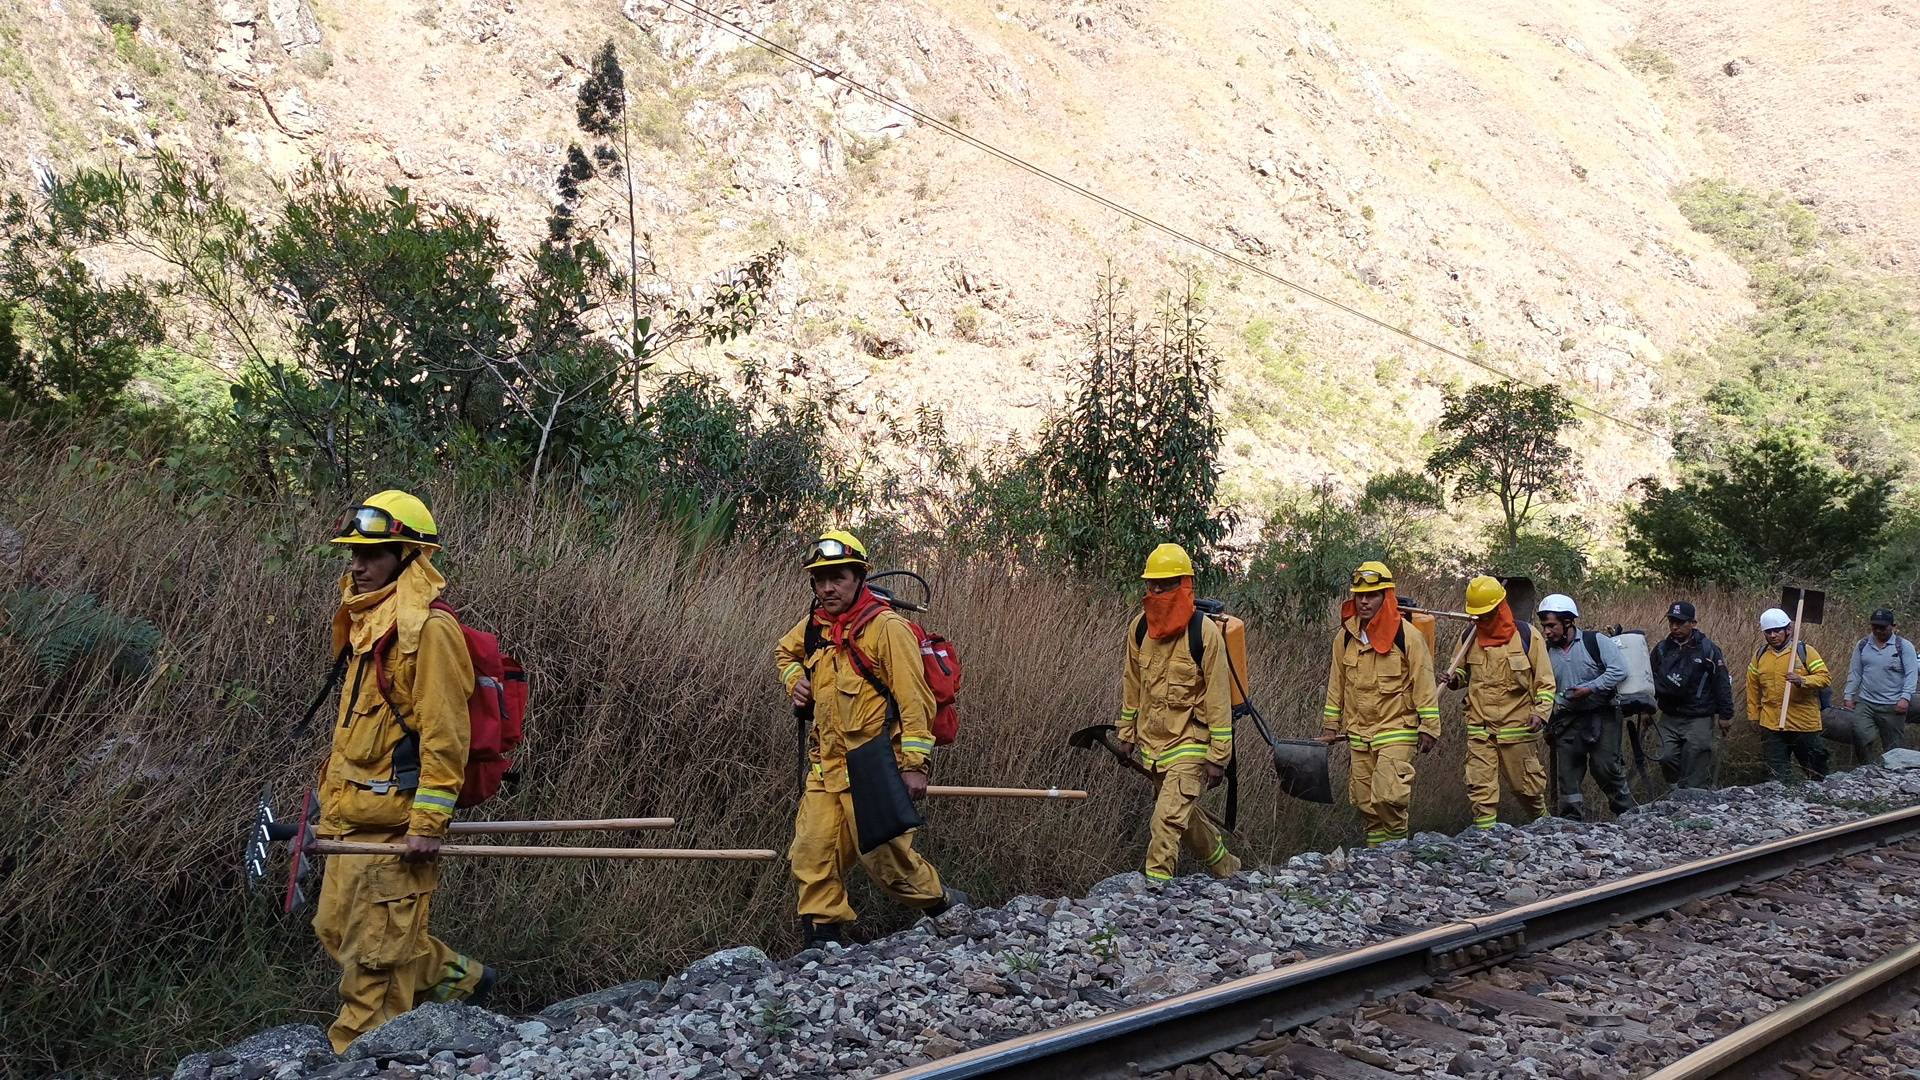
[1871,608,1896,626]
[1667,601,1696,622]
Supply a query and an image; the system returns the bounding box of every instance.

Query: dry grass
[0,436,1874,1076]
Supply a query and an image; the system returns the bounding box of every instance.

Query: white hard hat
[1759,607,1792,631]
[1538,593,1580,618]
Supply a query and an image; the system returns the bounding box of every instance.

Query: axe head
[1269,738,1335,804]
[1068,723,1119,750]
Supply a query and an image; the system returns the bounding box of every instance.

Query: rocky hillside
[3,0,1911,511]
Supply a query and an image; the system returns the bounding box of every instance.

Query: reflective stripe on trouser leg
[1498,738,1549,819]
[1171,762,1241,879]
[1146,760,1200,881]
[1363,742,1416,844]
[1349,744,1383,844]
[1464,737,1501,829]
[313,828,478,1055]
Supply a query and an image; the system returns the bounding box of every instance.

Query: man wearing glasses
[775,530,964,948]
[1318,561,1440,846]
[1537,594,1634,819]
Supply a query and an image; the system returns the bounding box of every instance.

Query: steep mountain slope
[2,0,1905,511]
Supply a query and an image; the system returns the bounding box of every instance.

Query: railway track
[883,805,1920,1080]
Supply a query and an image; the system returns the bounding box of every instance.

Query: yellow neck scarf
[331,552,447,657]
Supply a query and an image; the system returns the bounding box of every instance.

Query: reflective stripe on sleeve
[413,787,457,812]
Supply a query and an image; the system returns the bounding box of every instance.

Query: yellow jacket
[1322,617,1441,747]
[1747,642,1829,733]
[320,608,474,838]
[776,609,935,791]
[1454,628,1556,741]
[1119,614,1233,771]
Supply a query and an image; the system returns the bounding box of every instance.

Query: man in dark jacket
[1649,601,1735,789]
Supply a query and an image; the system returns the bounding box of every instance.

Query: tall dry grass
[0,439,1877,1076]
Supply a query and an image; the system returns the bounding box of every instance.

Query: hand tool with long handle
[311,840,777,860]
[1778,590,1808,730]
[1067,723,1232,831]
[924,785,1087,800]
[448,817,675,834]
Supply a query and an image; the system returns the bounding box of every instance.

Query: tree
[1008,274,1233,586]
[1236,472,1442,624]
[566,41,643,379]
[1425,381,1577,546]
[1623,432,1897,586]
[0,184,162,416]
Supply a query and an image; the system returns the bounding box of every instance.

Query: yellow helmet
[331,490,440,549]
[1141,542,1196,580]
[1349,560,1395,593]
[804,529,869,571]
[1464,575,1507,616]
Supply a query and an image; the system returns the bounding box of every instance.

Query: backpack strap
[293,645,352,738]
[1187,610,1206,668]
[1133,613,1147,650]
[1582,629,1602,667]
[1517,621,1533,654]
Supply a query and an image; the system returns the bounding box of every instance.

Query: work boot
[467,965,499,1008]
[801,918,843,948]
[926,886,971,917]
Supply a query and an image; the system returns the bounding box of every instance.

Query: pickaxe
[1067,723,1233,830]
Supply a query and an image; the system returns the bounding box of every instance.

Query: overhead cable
[652,0,1662,438]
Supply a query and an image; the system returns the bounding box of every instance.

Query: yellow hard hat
[1350,560,1395,593]
[330,490,439,548]
[1141,543,1196,580]
[805,529,869,571]
[1464,575,1507,616]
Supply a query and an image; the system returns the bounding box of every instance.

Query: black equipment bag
[846,730,924,854]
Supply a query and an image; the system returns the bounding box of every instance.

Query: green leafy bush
[1624,432,1895,586]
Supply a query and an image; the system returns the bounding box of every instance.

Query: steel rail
[1644,938,1920,1079]
[883,804,1920,1080]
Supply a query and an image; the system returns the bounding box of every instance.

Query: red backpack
[376,599,527,807]
[826,601,963,746]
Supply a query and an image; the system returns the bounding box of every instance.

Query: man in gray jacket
[1842,609,1917,767]
[1538,593,1634,819]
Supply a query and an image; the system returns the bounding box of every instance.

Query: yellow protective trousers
[1464,733,1548,829]
[1349,740,1417,845]
[312,829,484,1054]
[1144,759,1241,883]
[790,773,945,924]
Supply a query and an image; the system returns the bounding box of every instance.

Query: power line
[651,0,1662,439]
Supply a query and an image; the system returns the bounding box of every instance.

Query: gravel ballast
[176,765,1920,1080]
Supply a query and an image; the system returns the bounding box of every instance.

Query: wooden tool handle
[1778,591,1808,728]
[448,817,675,834]
[924,785,1089,800]
[310,840,776,860]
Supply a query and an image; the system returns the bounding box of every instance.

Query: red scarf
[1144,579,1197,641]
[1341,587,1403,655]
[813,586,890,652]
[1475,600,1518,648]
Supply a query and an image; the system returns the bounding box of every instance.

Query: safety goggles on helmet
[805,538,867,565]
[1351,569,1393,588]
[333,505,437,545]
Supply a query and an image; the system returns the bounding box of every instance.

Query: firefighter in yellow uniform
[1320,561,1440,846]
[314,491,488,1054]
[1747,606,1832,783]
[1118,543,1242,884]
[775,531,966,947]
[1443,576,1553,829]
